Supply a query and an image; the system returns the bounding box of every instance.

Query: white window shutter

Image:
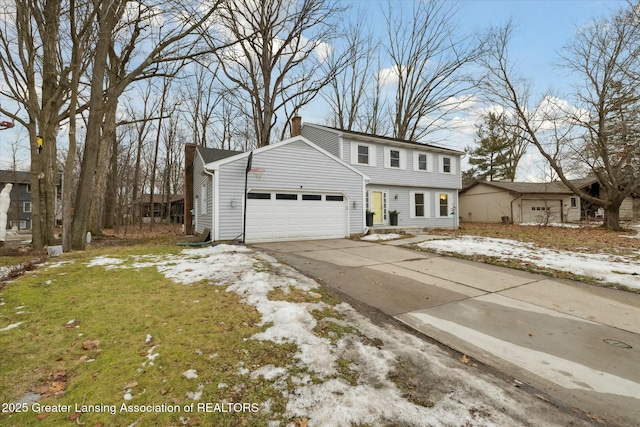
[400,149,407,170]
[383,147,390,169]
[427,153,433,172]
[409,191,416,219]
[369,145,377,167]
[350,143,357,165]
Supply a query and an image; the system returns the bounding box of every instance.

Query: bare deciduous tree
[70,0,224,249]
[383,0,483,141]
[212,0,347,147]
[481,8,640,230]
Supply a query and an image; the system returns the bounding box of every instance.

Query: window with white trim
[23,201,31,213]
[351,143,376,166]
[358,145,369,164]
[390,150,400,167]
[438,193,449,217]
[413,151,432,172]
[570,196,577,208]
[435,192,454,218]
[409,191,430,218]
[439,155,455,174]
[384,147,406,169]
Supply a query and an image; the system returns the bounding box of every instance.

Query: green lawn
[0,243,317,426]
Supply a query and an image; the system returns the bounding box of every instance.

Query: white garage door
[521,200,562,223]
[245,191,348,243]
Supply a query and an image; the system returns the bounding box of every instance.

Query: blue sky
[0,0,629,177]
[300,0,628,180]
[456,0,626,93]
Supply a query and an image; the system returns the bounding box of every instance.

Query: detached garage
[187,136,368,243]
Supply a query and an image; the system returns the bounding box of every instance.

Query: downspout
[203,167,215,241]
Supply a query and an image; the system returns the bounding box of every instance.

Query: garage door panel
[246,191,348,243]
[522,200,562,223]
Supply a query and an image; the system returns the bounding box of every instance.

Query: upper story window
[23,201,32,213]
[443,157,451,173]
[357,145,369,164]
[413,151,432,172]
[350,142,376,166]
[25,183,31,193]
[439,155,455,174]
[390,150,400,167]
[418,154,427,170]
[384,147,406,169]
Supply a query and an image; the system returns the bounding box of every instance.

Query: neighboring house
[0,170,63,230]
[459,177,640,224]
[185,136,368,243]
[136,194,184,224]
[459,180,582,224]
[300,122,464,228]
[0,170,33,230]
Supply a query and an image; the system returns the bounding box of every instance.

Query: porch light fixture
[394,194,398,200]
[231,198,236,208]
[352,201,357,209]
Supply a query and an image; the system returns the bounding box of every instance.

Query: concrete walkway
[253,237,640,427]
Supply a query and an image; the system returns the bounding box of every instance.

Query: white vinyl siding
[200,184,208,215]
[384,147,406,169]
[410,191,430,218]
[216,139,365,241]
[413,151,433,172]
[350,142,377,167]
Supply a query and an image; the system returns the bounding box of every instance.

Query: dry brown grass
[431,222,640,255]
[102,223,183,239]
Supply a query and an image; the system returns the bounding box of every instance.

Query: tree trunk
[604,203,622,231]
[70,1,118,250]
[87,101,116,235]
[103,131,118,229]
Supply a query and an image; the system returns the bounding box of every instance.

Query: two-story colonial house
[186,118,462,243]
[300,123,463,229]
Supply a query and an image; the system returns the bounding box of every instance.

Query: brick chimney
[184,144,197,235]
[291,114,301,137]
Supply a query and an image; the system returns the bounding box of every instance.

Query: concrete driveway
[253,238,640,427]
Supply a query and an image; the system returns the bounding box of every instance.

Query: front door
[371,191,384,225]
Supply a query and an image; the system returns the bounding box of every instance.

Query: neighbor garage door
[521,200,562,223]
[245,191,348,243]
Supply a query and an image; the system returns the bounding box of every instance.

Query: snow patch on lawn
[182,369,198,379]
[84,244,583,426]
[361,233,403,241]
[87,256,124,268]
[418,236,640,289]
[0,321,23,332]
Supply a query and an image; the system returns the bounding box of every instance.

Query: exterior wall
[193,150,213,235]
[367,184,459,229]
[300,125,341,157]
[216,140,365,241]
[621,197,634,220]
[459,185,516,222]
[342,138,461,189]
